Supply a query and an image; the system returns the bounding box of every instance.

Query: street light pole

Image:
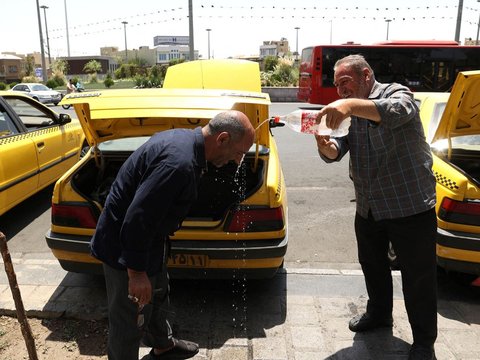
[385,19,392,40]
[476,0,480,44]
[64,0,70,56]
[294,27,300,60]
[206,28,211,59]
[329,20,333,44]
[40,5,51,65]
[188,0,194,61]
[35,0,47,82]
[122,21,128,62]
[454,0,464,43]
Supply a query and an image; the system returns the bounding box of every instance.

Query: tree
[263,56,278,72]
[83,60,102,74]
[83,60,102,83]
[50,59,68,87]
[23,55,36,77]
[51,59,69,75]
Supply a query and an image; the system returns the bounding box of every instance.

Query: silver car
[11,83,62,106]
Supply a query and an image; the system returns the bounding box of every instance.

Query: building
[60,55,118,79]
[154,36,190,46]
[0,53,22,83]
[259,38,290,59]
[464,38,480,46]
[154,35,198,64]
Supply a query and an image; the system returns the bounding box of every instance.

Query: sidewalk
[1,254,480,359]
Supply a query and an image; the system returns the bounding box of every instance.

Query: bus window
[301,47,313,65]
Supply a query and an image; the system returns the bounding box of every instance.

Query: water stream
[231,159,249,337]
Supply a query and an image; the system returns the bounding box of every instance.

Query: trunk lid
[59,59,271,148]
[431,70,480,147]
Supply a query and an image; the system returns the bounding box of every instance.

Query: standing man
[314,55,437,360]
[91,110,255,360]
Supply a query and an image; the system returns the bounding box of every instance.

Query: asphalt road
[1,102,359,270]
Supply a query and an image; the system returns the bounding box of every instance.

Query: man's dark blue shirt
[90,127,206,275]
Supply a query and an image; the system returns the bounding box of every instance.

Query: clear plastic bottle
[273,109,351,136]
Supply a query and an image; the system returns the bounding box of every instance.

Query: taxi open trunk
[69,145,266,222]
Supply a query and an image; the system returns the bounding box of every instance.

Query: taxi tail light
[51,203,98,229]
[438,197,480,226]
[225,207,284,232]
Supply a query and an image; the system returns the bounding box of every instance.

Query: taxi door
[6,97,81,189]
[0,100,39,215]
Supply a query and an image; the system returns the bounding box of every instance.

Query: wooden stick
[0,231,38,360]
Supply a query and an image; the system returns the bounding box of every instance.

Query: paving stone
[252,336,287,360]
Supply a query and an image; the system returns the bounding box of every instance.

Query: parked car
[10,83,62,106]
[0,91,87,216]
[45,59,288,279]
[415,70,480,276]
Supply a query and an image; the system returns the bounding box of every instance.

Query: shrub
[134,75,148,88]
[0,82,6,90]
[8,82,18,89]
[53,75,65,87]
[104,73,114,88]
[261,57,299,87]
[21,76,39,83]
[263,56,278,72]
[46,79,58,89]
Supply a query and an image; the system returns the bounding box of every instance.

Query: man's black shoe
[348,312,393,332]
[145,338,199,360]
[408,344,436,360]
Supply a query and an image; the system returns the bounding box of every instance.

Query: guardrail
[261,87,299,102]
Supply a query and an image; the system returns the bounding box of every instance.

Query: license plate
[168,254,208,268]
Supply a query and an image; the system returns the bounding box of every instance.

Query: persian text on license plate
[168,254,208,268]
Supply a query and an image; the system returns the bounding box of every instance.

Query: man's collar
[368,81,382,99]
[193,127,207,173]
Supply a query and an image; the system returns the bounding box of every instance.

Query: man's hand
[315,99,353,131]
[314,134,339,160]
[127,268,152,306]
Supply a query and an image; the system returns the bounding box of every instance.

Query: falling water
[231,159,249,337]
[230,116,271,336]
[255,117,271,132]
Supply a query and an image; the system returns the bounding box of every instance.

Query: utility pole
[454,0,464,43]
[64,0,70,56]
[206,29,211,59]
[36,0,47,82]
[122,21,128,62]
[294,27,300,60]
[189,0,194,61]
[476,0,480,44]
[40,5,51,65]
[329,20,333,44]
[385,19,392,41]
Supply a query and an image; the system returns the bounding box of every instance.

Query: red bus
[298,40,480,105]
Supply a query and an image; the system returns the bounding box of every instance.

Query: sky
[2,0,480,60]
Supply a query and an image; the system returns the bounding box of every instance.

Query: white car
[11,83,62,106]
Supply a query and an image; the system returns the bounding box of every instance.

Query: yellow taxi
[45,59,288,279]
[415,70,480,275]
[0,92,86,216]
